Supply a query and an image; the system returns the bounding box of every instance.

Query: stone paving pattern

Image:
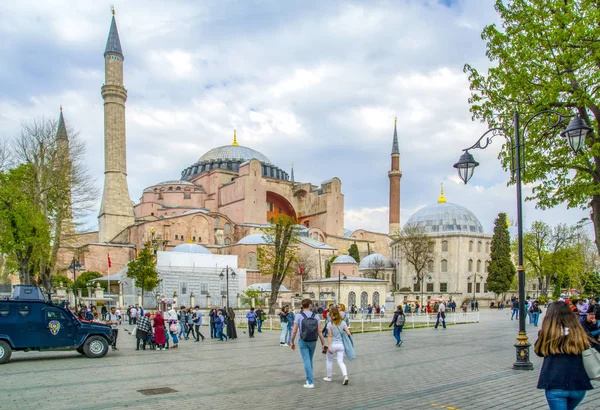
[1,310,599,409]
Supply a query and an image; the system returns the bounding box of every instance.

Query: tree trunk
[590,194,600,256]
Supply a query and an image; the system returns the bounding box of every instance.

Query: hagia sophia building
[56,12,502,308]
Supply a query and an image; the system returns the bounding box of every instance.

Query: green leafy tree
[522,221,577,295]
[584,272,600,295]
[126,241,162,307]
[324,256,337,278]
[75,271,104,296]
[348,243,360,263]
[393,223,435,302]
[257,215,299,314]
[465,0,600,254]
[0,164,50,285]
[51,273,73,288]
[486,213,516,297]
[241,289,266,308]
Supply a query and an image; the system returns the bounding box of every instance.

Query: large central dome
[198,145,272,165]
[180,131,289,181]
[407,202,484,234]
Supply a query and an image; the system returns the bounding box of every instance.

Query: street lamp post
[219,266,236,308]
[468,274,483,308]
[453,110,593,370]
[70,257,83,308]
[338,272,347,305]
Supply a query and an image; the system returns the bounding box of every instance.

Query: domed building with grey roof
[391,186,495,307]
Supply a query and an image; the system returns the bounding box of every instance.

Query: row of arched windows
[427,259,489,273]
[440,240,491,253]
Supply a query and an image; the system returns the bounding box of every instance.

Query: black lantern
[453,151,479,184]
[560,116,593,155]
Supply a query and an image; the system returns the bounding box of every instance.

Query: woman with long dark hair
[534,301,594,410]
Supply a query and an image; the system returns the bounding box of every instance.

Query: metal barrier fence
[233,312,480,333]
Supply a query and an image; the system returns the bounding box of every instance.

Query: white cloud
[0,0,588,236]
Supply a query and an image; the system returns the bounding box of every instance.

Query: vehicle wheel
[76,346,85,355]
[83,336,109,358]
[0,340,12,364]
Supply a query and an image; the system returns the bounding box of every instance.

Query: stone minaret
[388,117,402,234]
[98,10,134,243]
[56,107,75,245]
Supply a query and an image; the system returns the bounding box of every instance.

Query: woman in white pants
[323,307,350,385]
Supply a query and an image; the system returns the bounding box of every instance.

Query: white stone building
[392,191,495,307]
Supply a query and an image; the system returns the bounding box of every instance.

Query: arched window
[441,240,448,252]
[352,269,356,275]
[486,242,490,253]
[360,291,368,308]
[477,241,482,252]
[224,223,231,234]
[246,252,257,269]
[348,291,356,307]
[428,260,434,273]
[477,260,482,272]
[469,241,474,252]
[372,292,380,306]
[485,260,489,272]
[332,267,336,275]
[441,259,448,273]
[224,237,231,245]
[468,259,473,272]
[215,218,220,228]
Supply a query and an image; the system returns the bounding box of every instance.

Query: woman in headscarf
[226,307,238,339]
[153,311,167,350]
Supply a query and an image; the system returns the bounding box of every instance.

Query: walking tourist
[530,302,542,327]
[380,304,386,317]
[366,304,373,322]
[169,319,179,348]
[178,306,188,340]
[287,307,295,344]
[389,305,405,346]
[323,307,350,386]
[534,301,595,410]
[511,299,519,320]
[101,305,107,321]
[280,305,290,346]
[256,306,265,333]
[226,307,237,339]
[247,307,258,338]
[135,312,152,350]
[434,301,446,329]
[290,298,326,389]
[216,310,228,341]
[470,300,475,311]
[153,311,167,350]
[186,307,197,340]
[209,306,217,339]
[338,303,350,326]
[194,307,206,342]
[105,307,120,351]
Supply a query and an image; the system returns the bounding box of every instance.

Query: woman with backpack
[323,307,351,386]
[389,305,405,347]
[534,301,595,410]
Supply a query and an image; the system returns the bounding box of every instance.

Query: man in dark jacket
[209,306,217,339]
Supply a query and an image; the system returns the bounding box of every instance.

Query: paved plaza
[1,310,599,410]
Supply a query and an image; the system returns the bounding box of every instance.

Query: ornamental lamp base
[513,331,534,371]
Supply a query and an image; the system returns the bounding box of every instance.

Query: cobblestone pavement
[1,310,599,410]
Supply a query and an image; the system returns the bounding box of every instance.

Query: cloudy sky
[0,0,589,234]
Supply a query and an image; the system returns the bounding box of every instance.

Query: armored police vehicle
[0,285,113,364]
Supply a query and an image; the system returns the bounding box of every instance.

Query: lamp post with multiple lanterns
[453,110,593,370]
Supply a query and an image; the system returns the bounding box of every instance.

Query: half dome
[406,202,484,234]
[171,243,212,254]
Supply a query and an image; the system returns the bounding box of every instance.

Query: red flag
[299,264,303,275]
[107,253,112,268]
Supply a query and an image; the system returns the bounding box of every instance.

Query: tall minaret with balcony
[98,10,134,243]
[388,117,402,234]
[56,106,75,245]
